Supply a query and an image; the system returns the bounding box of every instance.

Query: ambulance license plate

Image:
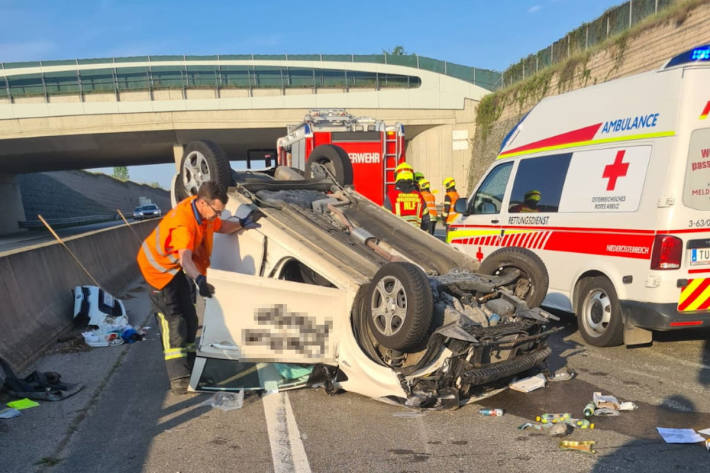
[690,248,710,265]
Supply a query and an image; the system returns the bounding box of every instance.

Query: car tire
[367,262,433,352]
[576,276,624,347]
[304,144,354,186]
[179,140,232,196]
[478,247,549,307]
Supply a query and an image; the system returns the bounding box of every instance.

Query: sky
[0,0,625,189]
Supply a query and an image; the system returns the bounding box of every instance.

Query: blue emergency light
[664,44,710,68]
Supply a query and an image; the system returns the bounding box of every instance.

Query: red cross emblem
[602,150,629,191]
[475,246,484,262]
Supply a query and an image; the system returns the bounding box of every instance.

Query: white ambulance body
[449,44,710,347]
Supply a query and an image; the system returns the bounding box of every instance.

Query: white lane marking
[263,392,311,473]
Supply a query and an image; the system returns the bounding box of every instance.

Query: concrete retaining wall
[0,220,156,371]
[467,1,710,190]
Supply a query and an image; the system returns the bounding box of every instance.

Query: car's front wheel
[366,262,433,352]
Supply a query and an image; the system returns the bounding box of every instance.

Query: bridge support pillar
[173,144,184,171]
[0,174,27,235]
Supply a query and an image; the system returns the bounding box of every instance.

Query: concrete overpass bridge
[0,54,500,233]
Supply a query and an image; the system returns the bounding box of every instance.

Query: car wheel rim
[582,289,612,337]
[371,276,407,337]
[182,150,211,195]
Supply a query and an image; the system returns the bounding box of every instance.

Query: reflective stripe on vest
[141,241,179,277]
[421,191,438,219]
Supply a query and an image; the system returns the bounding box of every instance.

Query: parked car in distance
[133,204,161,220]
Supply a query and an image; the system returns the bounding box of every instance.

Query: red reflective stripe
[500,123,602,157]
[673,321,703,326]
[697,296,710,311]
[689,268,710,274]
[678,279,710,311]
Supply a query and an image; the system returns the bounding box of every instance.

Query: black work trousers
[150,271,197,380]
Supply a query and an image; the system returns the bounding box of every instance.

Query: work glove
[194,274,214,298]
[239,209,264,230]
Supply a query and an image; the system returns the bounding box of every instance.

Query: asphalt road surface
[2,281,710,473]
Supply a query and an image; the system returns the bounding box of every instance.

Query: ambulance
[449,44,710,347]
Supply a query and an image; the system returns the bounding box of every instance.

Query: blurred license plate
[690,248,710,265]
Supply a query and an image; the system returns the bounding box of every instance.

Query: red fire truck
[276,109,406,205]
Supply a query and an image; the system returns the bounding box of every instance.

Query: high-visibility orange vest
[388,189,424,226]
[443,190,460,224]
[420,190,438,221]
[137,196,222,289]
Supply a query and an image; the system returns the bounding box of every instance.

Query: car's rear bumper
[621,300,710,331]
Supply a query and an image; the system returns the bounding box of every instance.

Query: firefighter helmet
[525,189,542,202]
[419,178,430,190]
[443,177,456,190]
[395,162,413,174]
[396,170,414,182]
[414,171,425,182]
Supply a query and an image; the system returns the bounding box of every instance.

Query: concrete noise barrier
[0,220,157,372]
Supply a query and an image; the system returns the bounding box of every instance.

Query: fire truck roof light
[664,44,710,68]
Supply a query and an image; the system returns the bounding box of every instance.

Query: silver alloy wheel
[581,289,612,337]
[370,275,408,337]
[182,150,211,195]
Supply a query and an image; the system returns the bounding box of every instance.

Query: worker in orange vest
[385,170,425,227]
[442,177,460,236]
[137,181,262,395]
[418,178,438,235]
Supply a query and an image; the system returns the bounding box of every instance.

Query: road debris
[7,398,38,410]
[546,367,576,382]
[0,407,21,419]
[656,427,705,444]
[592,391,638,411]
[74,286,144,347]
[509,373,546,392]
[200,390,244,411]
[536,412,570,424]
[519,421,572,436]
[479,408,504,416]
[559,440,596,454]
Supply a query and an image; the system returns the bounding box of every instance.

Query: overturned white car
[177,141,559,408]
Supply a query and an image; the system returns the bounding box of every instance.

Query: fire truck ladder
[383,128,401,197]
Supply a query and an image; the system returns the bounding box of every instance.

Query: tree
[383,45,407,56]
[113,166,129,181]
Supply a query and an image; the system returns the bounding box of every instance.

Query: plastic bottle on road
[479,408,504,416]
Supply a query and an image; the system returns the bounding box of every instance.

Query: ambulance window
[469,162,512,214]
[509,153,571,213]
[683,128,710,210]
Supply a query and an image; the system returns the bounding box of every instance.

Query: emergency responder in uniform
[442,177,460,236]
[509,189,542,212]
[413,171,425,191]
[136,181,262,394]
[418,178,438,235]
[385,170,425,227]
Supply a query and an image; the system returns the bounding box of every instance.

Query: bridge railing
[0,55,501,102]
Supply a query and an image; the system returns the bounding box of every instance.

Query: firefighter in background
[136,181,262,395]
[386,170,425,227]
[413,171,425,190]
[395,161,413,178]
[418,178,438,235]
[442,177,460,235]
[510,189,542,213]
